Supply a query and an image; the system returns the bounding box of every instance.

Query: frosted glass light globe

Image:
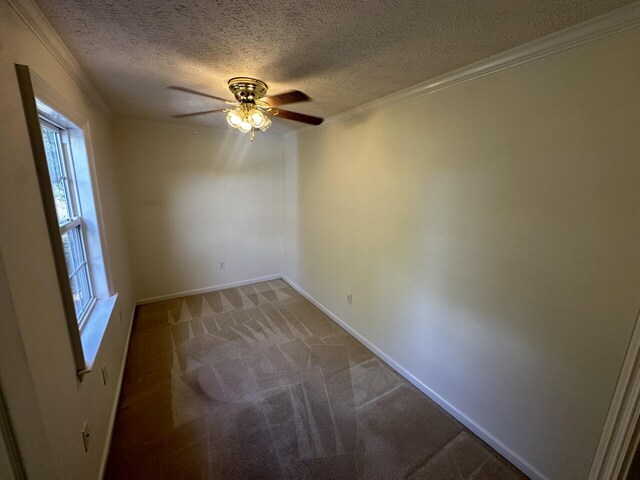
[249,109,267,129]
[238,120,252,133]
[258,115,272,131]
[226,109,243,128]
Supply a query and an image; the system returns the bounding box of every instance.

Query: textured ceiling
[35,0,634,132]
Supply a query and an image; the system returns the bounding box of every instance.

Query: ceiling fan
[169,78,323,140]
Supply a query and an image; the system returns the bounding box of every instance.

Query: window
[35,96,114,340]
[39,118,95,323]
[16,64,117,377]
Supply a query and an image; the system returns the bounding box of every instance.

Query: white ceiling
[35,0,634,132]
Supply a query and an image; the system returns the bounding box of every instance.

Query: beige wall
[0,431,14,480]
[284,28,640,480]
[2,0,638,478]
[0,1,134,479]
[0,251,54,479]
[114,120,284,301]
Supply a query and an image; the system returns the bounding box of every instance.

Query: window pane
[68,272,83,317]
[60,227,84,274]
[41,124,72,224]
[62,226,92,321]
[69,264,92,321]
[76,265,92,314]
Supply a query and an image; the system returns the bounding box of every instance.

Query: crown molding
[288,1,640,137]
[6,0,640,133]
[6,0,112,118]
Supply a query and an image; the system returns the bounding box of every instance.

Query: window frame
[16,64,118,380]
[39,117,97,327]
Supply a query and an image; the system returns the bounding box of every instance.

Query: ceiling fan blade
[264,90,310,106]
[269,108,323,125]
[167,86,234,104]
[172,109,225,118]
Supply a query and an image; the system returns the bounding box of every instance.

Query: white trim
[589,308,640,480]
[8,0,639,137]
[287,2,640,137]
[282,275,548,480]
[135,274,282,305]
[5,0,112,117]
[58,217,82,233]
[78,121,116,297]
[31,75,115,299]
[97,274,280,476]
[97,307,135,480]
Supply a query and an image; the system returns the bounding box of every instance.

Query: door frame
[590,308,640,479]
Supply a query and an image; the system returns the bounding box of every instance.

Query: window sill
[77,293,118,379]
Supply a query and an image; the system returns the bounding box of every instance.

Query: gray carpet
[106,279,527,479]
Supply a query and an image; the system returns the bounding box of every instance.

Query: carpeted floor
[106,279,527,479]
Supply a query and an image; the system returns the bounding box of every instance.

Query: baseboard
[97,307,135,480]
[96,274,281,477]
[282,275,547,480]
[114,273,548,479]
[135,274,282,305]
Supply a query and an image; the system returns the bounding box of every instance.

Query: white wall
[0,1,134,478]
[3,1,638,478]
[0,251,54,479]
[283,28,640,480]
[114,120,284,301]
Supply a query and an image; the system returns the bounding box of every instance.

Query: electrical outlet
[347,293,353,305]
[81,422,90,453]
[219,261,225,270]
[101,364,108,386]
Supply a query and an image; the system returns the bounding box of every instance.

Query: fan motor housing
[228,77,268,103]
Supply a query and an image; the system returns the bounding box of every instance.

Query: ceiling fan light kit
[169,77,323,140]
[224,78,273,140]
[226,104,272,134]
